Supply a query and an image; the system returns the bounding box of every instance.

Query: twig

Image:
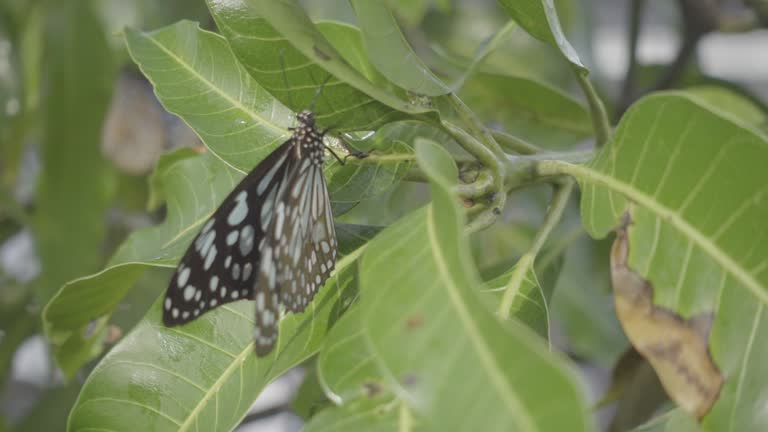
[490,130,544,155]
[497,180,574,319]
[572,68,612,147]
[617,0,646,117]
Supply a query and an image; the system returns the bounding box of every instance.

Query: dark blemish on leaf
[313,45,331,61]
[402,373,419,388]
[492,207,501,215]
[405,314,424,330]
[362,381,383,397]
[462,198,475,208]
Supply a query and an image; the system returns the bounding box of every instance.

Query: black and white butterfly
[162,110,338,356]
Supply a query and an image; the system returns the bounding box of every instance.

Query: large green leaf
[67,245,364,432]
[208,0,434,130]
[496,0,584,70]
[33,0,113,301]
[125,21,291,173]
[540,92,768,429]
[315,139,592,430]
[349,0,449,97]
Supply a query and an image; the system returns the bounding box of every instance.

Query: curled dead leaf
[610,214,723,419]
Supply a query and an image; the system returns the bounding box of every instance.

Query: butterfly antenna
[279,48,296,113]
[309,73,333,112]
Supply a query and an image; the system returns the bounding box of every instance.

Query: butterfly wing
[163,138,297,326]
[253,148,338,355]
[278,160,337,313]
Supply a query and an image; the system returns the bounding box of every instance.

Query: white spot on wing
[239,225,255,256]
[227,191,249,226]
[204,245,217,270]
[226,230,239,246]
[177,267,190,287]
[183,285,196,301]
[257,152,288,195]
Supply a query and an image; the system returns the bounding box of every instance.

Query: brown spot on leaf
[405,314,424,330]
[362,380,383,398]
[610,215,723,419]
[105,325,123,344]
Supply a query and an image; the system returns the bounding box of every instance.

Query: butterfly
[162,110,338,356]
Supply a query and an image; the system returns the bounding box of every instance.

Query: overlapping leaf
[548,92,768,429]
[315,140,592,431]
[496,0,584,70]
[349,0,450,97]
[67,247,363,432]
[209,0,435,131]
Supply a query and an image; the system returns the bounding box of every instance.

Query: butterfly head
[296,110,316,128]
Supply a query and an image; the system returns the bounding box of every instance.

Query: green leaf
[304,396,410,432]
[33,0,114,301]
[328,139,593,430]
[460,72,592,147]
[630,410,700,432]
[683,86,767,133]
[543,92,768,428]
[124,21,292,173]
[496,0,584,70]
[484,262,549,338]
[67,241,366,432]
[208,0,434,130]
[350,0,450,96]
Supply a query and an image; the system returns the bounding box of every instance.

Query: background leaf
[33,0,114,301]
[349,0,449,96]
[460,72,591,147]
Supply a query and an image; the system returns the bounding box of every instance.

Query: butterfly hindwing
[162,138,297,326]
[275,161,337,313]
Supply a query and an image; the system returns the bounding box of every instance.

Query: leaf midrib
[425,206,535,431]
[141,27,287,138]
[543,160,768,305]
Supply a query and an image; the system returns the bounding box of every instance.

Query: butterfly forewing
[163,138,296,326]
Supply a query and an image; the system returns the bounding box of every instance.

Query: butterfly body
[163,110,337,356]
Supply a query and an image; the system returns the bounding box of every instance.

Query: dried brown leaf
[610,215,723,419]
